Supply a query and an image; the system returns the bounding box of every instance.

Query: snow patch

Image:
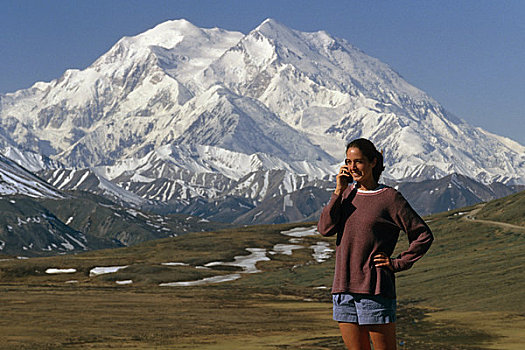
[116,280,133,285]
[283,194,293,211]
[161,262,189,266]
[310,242,334,263]
[89,265,128,277]
[61,241,75,251]
[271,244,303,256]
[281,226,318,237]
[204,248,269,274]
[160,274,241,287]
[45,268,77,274]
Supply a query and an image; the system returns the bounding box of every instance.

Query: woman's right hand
[334,165,352,196]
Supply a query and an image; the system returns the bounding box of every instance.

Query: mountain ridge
[1,18,524,222]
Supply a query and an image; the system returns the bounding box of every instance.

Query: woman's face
[345,147,377,184]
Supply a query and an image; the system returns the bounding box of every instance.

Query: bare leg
[338,322,372,350]
[367,323,397,350]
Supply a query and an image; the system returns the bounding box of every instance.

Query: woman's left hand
[373,252,393,271]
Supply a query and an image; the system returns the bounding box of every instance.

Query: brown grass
[0,200,523,350]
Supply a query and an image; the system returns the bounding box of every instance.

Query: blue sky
[1,0,524,144]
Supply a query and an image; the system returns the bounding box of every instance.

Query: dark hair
[346,138,385,182]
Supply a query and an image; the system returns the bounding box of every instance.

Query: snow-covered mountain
[0,151,231,256]
[1,18,524,218]
[0,153,63,198]
[196,19,525,184]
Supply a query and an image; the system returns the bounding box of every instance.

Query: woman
[317,138,433,350]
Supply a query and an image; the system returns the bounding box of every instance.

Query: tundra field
[0,191,524,349]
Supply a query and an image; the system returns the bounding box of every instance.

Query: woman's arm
[317,165,353,237]
[317,193,344,237]
[390,192,434,272]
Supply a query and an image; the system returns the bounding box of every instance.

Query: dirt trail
[463,204,525,232]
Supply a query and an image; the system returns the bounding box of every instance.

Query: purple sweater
[317,185,433,299]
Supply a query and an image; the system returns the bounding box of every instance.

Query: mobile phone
[340,165,353,181]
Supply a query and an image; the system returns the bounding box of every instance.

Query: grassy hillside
[475,190,525,226]
[0,191,523,349]
[395,192,525,312]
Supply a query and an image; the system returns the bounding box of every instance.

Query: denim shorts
[333,293,396,325]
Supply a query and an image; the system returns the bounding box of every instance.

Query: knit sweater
[317,185,433,299]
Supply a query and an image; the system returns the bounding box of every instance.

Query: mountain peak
[254,19,336,47]
[1,20,524,185]
[253,18,298,40]
[129,19,205,49]
[257,18,285,30]
[150,19,201,34]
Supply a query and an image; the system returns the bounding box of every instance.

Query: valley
[0,17,524,349]
[0,191,523,349]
